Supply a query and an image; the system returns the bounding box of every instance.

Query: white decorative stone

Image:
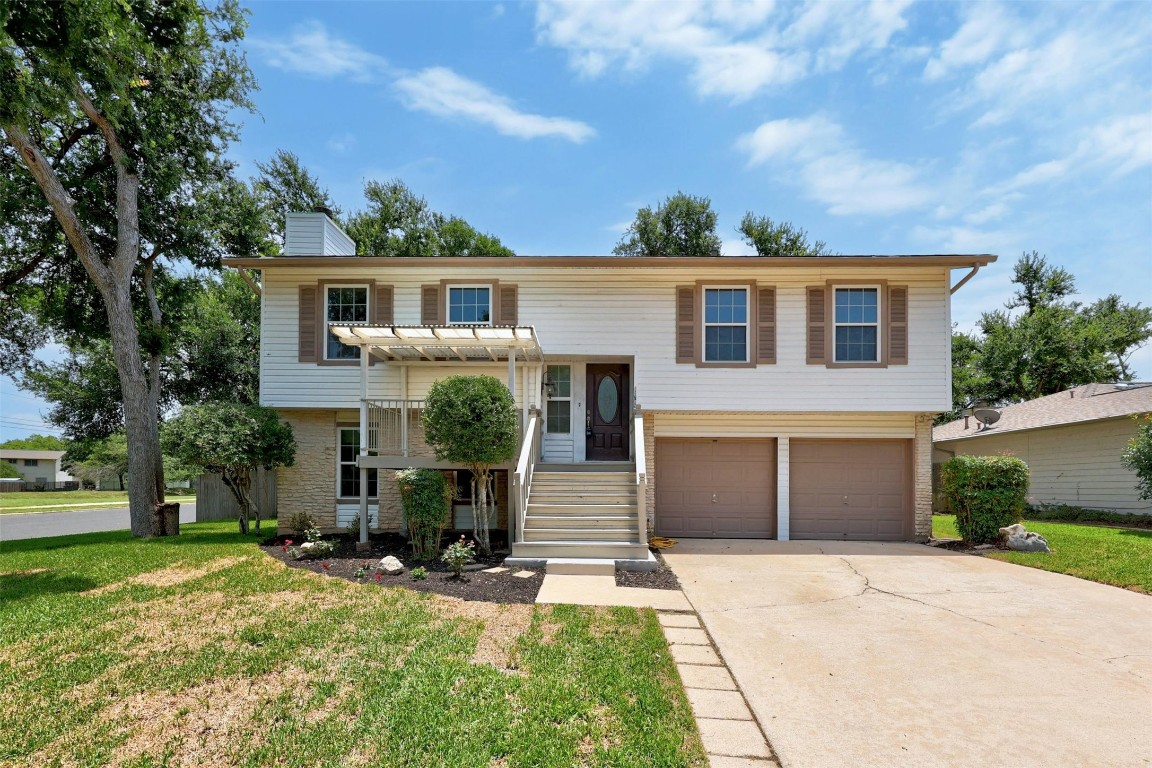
[295,541,318,559]
[999,523,1051,553]
[378,555,405,575]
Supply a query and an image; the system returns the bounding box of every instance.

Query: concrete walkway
[535,573,692,611]
[664,539,1152,768]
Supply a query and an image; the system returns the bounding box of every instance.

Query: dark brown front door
[586,364,629,461]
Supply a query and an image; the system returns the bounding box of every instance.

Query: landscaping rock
[999,523,1052,553]
[295,542,318,559]
[378,555,405,575]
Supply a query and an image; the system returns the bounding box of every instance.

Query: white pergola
[328,324,546,545]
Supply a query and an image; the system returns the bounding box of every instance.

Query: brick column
[913,413,934,542]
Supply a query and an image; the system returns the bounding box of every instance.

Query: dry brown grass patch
[86,556,249,595]
[1,567,49,576]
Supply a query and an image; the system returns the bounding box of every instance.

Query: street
[0,503,199,541]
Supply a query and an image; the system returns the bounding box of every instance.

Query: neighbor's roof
[0,449,64,460]
[222,253,997,269]
[934,383,1152,443]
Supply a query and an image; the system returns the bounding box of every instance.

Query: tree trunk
[221,467,253,534]
[472,466,492,555]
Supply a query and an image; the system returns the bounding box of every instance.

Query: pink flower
[322,561,331,571]
[375,572,382,582]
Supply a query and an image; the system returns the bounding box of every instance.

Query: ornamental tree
[1121,415,1152,502]
[162,404,295,534]
[422,375,518,554]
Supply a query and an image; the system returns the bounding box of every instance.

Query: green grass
[0,522,705,767]
[0,491,195,514]
[933,514,1152,593]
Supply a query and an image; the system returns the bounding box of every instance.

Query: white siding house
[226,212,994,562]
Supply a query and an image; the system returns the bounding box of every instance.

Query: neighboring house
[0,450,72,487]
[224,211,995,563]
[934,383,1152,515]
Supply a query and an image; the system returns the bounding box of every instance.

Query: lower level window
[339,428,377,497]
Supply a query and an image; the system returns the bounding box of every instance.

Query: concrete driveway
[663,539,1152,768]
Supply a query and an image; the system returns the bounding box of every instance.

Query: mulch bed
[260,533,544,605]
[927,538,1013,553]
[614,550,681,590]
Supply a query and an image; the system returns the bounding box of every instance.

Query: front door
[586,364,629,461]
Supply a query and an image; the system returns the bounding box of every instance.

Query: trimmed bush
[939,454,1030,544]
[397,468,453,560]
[1121,415,1152,502]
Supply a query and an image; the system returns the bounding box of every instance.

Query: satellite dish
[973,408,1001,429]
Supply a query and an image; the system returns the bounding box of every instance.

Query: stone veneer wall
[277,409,338,532]
[643,412,655,533]
[914,413,934,542]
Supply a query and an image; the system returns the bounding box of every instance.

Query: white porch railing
[512,415,541,544]
[633,414,648,545]
[364,399,429,456]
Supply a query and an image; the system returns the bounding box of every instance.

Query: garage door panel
[656,439,776,539]
[791,439,912,542]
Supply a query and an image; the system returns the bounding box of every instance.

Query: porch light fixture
[542,369,555,398]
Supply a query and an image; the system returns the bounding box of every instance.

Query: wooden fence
[195,469,277,522]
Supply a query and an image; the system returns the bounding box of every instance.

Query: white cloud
[249,21,390,82]
[253,24,595,143]
[736,115,932,216]
[326,133,357,154]
[394,67,596,143]
[535,0,911,101]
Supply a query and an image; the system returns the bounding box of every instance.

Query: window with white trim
[338,428,377,498]
[834,287,880,362]
[703,287,749,362]
[545,365,572,434]
[447,286,492,325]
[326,285,368,359]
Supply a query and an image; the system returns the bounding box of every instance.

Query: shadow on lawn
[1117,529,1152,540]
[0,569,98,600]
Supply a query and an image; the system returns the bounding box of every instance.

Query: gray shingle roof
[933,383,1152,443]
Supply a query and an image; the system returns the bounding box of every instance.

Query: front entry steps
[508,467,654,571]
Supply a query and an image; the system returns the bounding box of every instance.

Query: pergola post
[400,365,409,458]
[358,350,369,546]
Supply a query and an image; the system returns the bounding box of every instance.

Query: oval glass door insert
[597,376,619,423]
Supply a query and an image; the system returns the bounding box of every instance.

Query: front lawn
[932,514,1152,593]
[0,522,705,767]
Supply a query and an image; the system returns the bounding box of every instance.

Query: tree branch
[1,121,113,292]
[54,122,98,164]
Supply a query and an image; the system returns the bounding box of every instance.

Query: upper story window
[326,285,368,360]
[834,287,880,363]
[447,286,492,325]
[23,459,38,467]
[703,287,749,363]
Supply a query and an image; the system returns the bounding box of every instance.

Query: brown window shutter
[298,285,317,363]
[806,286,826,364]
[421,284,441,325]
[757,286,776,364]
[498,284,518,326]
[888,285,908,365]
[374,285,394,325]
[675,286,696,364]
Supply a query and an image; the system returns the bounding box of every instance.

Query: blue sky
[2,0,1151,440]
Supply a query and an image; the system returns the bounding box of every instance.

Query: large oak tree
[1,0,255,536]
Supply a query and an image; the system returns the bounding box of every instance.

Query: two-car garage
[655,437,913,541]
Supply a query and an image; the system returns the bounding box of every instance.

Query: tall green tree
[613,192,722,257]
[1,0,255,536]
[738,213,830,257]
[944,253,1151,416]
[0,434,67,450]
[253,149,337,252]
[344,179,513,258]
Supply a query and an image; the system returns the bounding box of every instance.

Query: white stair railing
[633,414,648,545]
[513,415,541,544]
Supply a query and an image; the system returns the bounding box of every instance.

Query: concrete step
[510,541,651,560]
[544,558,616,576]
[523,528,638,542]
[537,463,635,473]
[528,492,637,504]
[533,471,635,482]
[527,503,636,514]
[525,514,636,529]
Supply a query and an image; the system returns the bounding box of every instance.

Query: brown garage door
[655,439,776,538]
[790,439,912,541]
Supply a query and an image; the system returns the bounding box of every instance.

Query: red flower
[322,561,331,571]
[375,572,382,582]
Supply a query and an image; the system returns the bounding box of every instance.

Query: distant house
[0,449,73,488]
[933,383,1152,515]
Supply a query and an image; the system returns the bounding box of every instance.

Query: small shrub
[441,536,476,578]
[286,511,315,537]
[344,510,376,536]
[410,566,428,581]
[287,525,337,559]
[940,454,1030,544]
[397,468,453,560]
